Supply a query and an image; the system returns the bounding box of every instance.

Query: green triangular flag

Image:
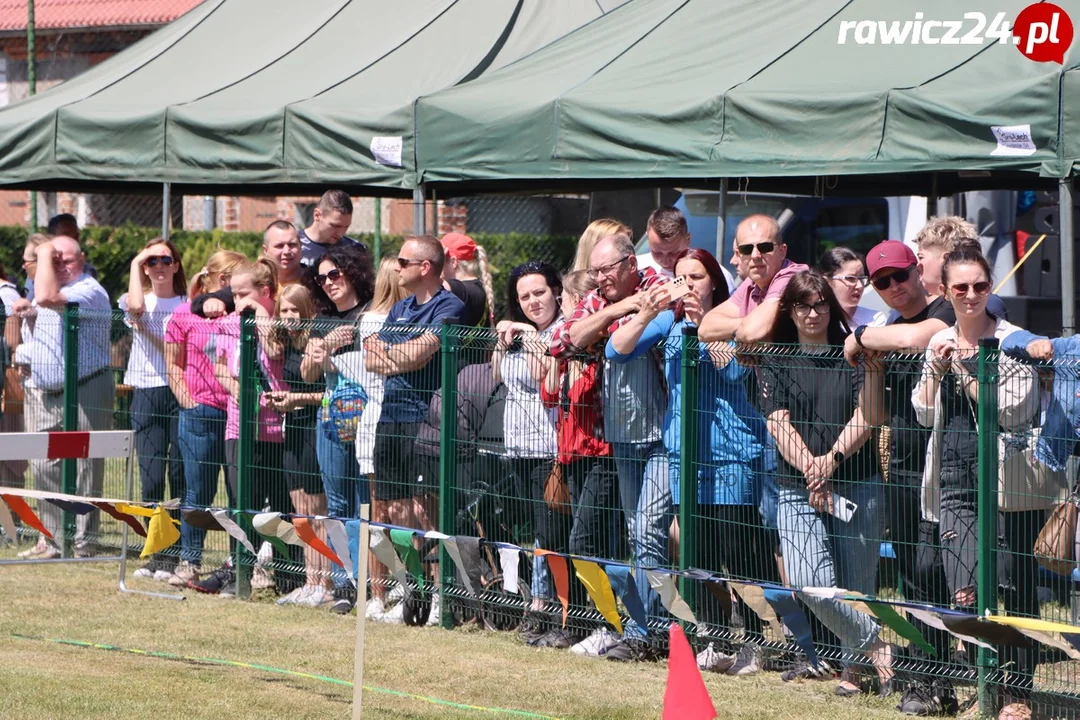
[867,601,936,657]
[389,528,425,598]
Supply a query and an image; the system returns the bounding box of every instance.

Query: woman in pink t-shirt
[164,250,245,588]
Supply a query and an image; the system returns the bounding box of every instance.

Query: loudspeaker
[1020,233,1080,298]
[1001,296,1080,338]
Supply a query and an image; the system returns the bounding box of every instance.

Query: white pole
[715,178,728,260]
[1061,178,1075,337]
[351,504,370,719]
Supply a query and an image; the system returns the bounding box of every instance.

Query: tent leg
[715,179,728,261]
[1061,177,1075,337]
[162,183,171,241]
[413,185,426,236]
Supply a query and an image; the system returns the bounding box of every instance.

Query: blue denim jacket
[1000,329,1080,471]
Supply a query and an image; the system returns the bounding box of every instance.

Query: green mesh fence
[7,304,1080,717]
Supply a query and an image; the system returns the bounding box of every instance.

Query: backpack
[321,376,368,444]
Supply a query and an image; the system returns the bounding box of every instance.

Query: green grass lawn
[0,560,918,720]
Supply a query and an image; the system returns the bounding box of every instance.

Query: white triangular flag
[644,569,696,623]
[498,547,520,595]
[252,512,304,546]
[440,537,477,596]
[210,509,257,557]
[369,526,409,592]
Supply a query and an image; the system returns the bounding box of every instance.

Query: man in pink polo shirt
[699,214,809,343]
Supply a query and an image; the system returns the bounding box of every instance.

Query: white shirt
[119,293,186,388]
[29,273,111,391]
[850,305,887,328]
[501,323,558,459]
[337,313,388,475]
[635,251,737,295]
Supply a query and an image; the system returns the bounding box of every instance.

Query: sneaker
[374,602,405,625]
[276,586,312,606]
[520,611,547,645]
[17,537,50,558]
[697,643,737,673]
[133,559,159,578]
[727,642,763,676]
[190,566,235,594]
[251,564,275,590]
[364,597,386,618]
[571,628,621,657]
[898,681,959,717]
[606,638,663,663]
[168,561,201,587]
[153,569,176,583]
[425,595,441,627]
[536,628,574,649]
[220,580,237,598]
[295,586,334,608]
[74,540,96,558]
[329,597,354,615]
[387,582,406,603]
[782,659,835,682]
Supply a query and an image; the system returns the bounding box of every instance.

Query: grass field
[0,560,922,720]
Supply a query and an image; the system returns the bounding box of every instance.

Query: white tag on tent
[371,136,403,167]
[990,124,1036,157]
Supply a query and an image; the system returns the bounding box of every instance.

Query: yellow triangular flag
[574,560,622,634]
[987,613,1080,636]
[141,505,181,558]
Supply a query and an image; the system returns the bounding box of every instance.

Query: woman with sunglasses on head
[121,239,188,581]
[494,261,567,645]
[911,248,1044,720]
[819,248,882,328]
[164,250,246,588]
[761,271,894,698]
[300,243,375,614]
[608,249,780,671]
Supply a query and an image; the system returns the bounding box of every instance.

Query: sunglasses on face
[871,266,913,291]
[396,257,424,269]
[831,274,868,288]
[588,255,630,279]
[950,281,991,297]
[145,256,175,268]
[316,268,343,285]
[736,242,775,256]
[793,301,830,317]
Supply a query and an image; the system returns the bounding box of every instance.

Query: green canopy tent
[0,0,626,196]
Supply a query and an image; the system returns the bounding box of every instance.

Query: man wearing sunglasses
[699,214,808,344]
[848,239,960,716]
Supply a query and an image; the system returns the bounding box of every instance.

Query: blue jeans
[177,404,227,565]
[612,440,671,639]
[317,420,367,587]
[131,387,185,507]
[776,479,884,653]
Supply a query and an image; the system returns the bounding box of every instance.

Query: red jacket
[540,357,611,464]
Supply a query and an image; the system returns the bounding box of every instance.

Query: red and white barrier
[0,431,133,461]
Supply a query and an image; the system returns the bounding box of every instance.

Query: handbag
[2,365,24,415]
[1034,493,1079,575]
[543,461,571,515]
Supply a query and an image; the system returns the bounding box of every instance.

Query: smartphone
[667,275,691,301]
[829,493,858,523]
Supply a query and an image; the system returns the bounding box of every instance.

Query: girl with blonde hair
[440,233,495,327]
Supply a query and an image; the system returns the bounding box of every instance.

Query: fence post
[976,337,1000,715]
[678,327,699,615]
[438,321,458,629]
[235,309,257,600]
[61,302,79,557]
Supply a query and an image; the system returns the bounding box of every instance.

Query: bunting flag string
[9,489,1080,647]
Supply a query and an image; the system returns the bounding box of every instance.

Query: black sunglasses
[871,266,912,291]
[145,256,175,268]
[511,261,548,279]
[316,268,343,285]
[737,242,775,256]
[396,257,424,269]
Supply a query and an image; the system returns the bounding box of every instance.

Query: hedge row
[0,225,578,309]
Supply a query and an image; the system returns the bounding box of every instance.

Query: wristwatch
[832,450,845,465]
[854,325,868,348]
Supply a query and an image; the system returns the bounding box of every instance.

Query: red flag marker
[663,623,717,720]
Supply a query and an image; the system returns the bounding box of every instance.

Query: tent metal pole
[413,185,426,235]
[27,0,37,231]
[715,178,728,260]
[161,183,171,240]
[203,196,215,230]
[1061,177,1075,337]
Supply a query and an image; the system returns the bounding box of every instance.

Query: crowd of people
[2,192,1072,720]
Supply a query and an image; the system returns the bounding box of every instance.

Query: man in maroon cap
[846,240,959,717]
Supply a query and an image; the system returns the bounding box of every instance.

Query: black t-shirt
[281,344,322,431]
[761,349,877,489]
[885,296,956,478]
[939,368,978,465]
[446,278,488,328]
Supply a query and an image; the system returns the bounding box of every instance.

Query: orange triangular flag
[534,549,570,628]
[1,494,52,539]
[663,623,717,720]
[293,517,345,568]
